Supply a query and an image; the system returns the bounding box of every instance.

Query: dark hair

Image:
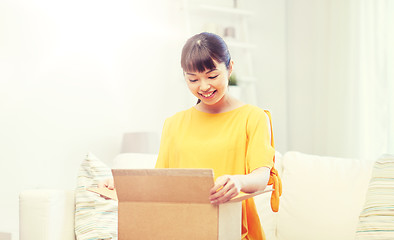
[181,32,231,73]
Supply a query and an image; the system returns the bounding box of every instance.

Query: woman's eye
[208,75,219,79]
[189,79,198,83]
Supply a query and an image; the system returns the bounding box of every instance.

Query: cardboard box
[90,169,272,240]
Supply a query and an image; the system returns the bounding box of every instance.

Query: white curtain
[349,0,393,159]
[387,1,394,154]
[286,0,393,160]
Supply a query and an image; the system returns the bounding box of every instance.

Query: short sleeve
[155,119,170,168]
[245,109,275,173]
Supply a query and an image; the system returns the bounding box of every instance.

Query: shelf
[184,0,258,104]
[199,4,253,16]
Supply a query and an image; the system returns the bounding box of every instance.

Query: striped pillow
[75,152,118,240]
[356,154,394,239]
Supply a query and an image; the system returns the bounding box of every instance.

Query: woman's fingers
[211,187,238,204]
[98,178,114,190]
[210,175,241,204]
[210,176,228,194]
[97,178,115,200]
[107,179,115,190]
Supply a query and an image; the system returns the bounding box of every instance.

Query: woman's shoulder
[164,107,194,125]
[172,107,194,118]
[240,104,269,115]
[239,105,273,127]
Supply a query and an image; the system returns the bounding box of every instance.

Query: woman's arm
[209,166,271,204]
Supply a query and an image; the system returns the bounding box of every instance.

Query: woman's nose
[200,80,210,91]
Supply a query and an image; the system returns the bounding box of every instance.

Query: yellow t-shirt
[155,104,275,240]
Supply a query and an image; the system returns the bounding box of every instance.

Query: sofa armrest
[19,189,75,240]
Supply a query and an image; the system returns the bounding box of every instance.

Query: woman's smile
[199,90,217,99]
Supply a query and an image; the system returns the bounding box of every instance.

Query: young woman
[154,32,279,240]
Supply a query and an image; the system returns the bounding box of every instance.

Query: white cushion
[277,151,374,240]
[75,152,117,240]
[356,154,394,239]
[111,153,158,169]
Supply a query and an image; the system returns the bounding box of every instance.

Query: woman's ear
[228,60,234,77]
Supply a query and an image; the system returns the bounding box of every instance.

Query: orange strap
[264,110,282,212]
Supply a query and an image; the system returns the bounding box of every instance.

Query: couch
[19,151,375,240]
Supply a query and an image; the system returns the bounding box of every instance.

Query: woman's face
[184,60,232,106]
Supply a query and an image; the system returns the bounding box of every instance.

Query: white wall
[247,0,288,153]
[286,0,356,157]
[0,0,191,238]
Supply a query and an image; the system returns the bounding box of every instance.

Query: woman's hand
[209,167,271,205]
[209,175,242,205]
[98,178,115,190]
[97,178,115,200]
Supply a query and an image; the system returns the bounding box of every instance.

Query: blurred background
[0,0,393,238]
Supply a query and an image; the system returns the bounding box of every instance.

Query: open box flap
[227,189,274,203]
[88,187,118,200]
[112,169,215,203]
